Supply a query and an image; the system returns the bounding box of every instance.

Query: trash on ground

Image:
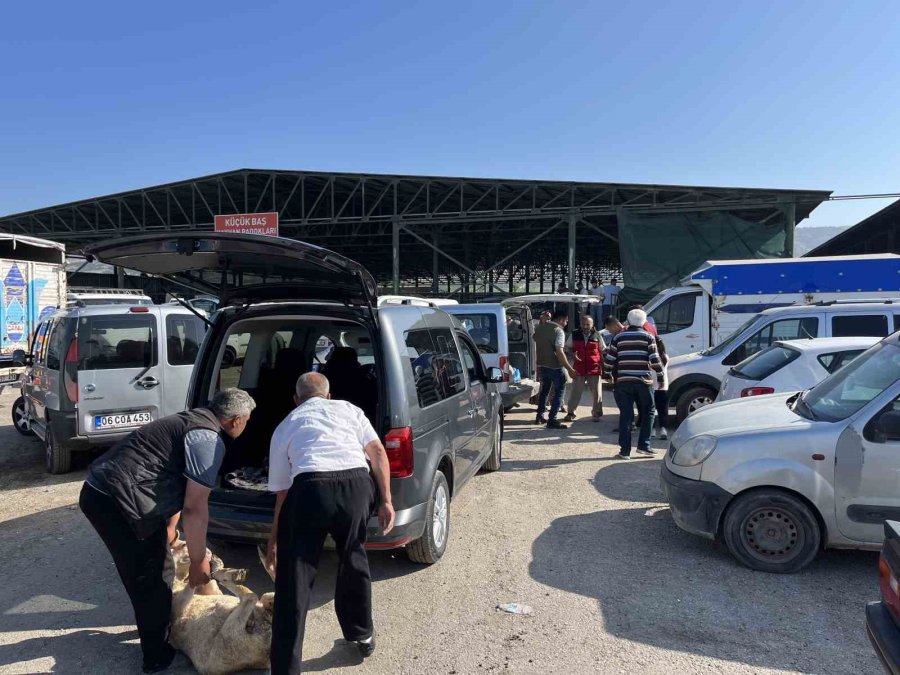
[496,603,533,615]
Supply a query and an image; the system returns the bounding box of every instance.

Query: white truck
[644,254,900,358]
[643,254,900,420]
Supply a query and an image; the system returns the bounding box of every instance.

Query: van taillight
[879,555,900,622]
[741,386,775,397]
[129,306,150,313]
[384,427,413,478]
[64,338,78,402]
[499,355,510,382]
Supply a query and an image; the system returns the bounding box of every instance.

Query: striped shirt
[604,327,664,386]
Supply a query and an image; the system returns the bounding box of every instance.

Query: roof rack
[812,298,900,306]
[67,287,149,296]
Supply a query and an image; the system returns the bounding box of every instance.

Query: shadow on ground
[529,458,881,673]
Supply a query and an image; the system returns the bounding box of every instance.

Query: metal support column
[783,203,796,256]
[568,212,577,290]
[116,266,124,289]
[432,230,439,294]
[392,219,400,294]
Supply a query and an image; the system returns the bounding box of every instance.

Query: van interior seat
[116,340,148,367]
[320,347,377,421]
[167,336,184,362]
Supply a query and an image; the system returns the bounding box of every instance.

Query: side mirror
[875,410,900,442]
[487,367,504,383]
[12,349,26,367]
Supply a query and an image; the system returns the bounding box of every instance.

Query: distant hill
[794,226,849,256]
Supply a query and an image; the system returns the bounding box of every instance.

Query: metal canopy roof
[0,168,830,293]
[805,198,900,257]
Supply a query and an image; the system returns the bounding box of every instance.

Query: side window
[45,320,67,371]
[818,349,865,374]
[865,394,900,443]
[403,329,441,408]
[431,328,466,398]
[894,315,900,333]
[220,331,251,389]
[32,322,49,364]
[78,315,157,370]
[745,317,818,359]
[314,335,336,370]
[459,337,483,384]
[166,315,205,366]
[832,314,888,338]
[647,294,697,334]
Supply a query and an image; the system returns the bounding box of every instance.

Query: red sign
[214,212,279,236]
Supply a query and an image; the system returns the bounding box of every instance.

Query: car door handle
[138,377,160,389]
[685,333,700,338]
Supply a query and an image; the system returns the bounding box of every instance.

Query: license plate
[94,411,152,430]
[0,372,19,384]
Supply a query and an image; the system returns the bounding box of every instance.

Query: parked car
[503,294,599,335]
[377,295,458,307]
[661,331,900,573]
[666,300,900,421]
[444,303,537,411]
[85,232,504,564]
[14,304,207,473]
[866,520,900,674]
[716,336,879,401]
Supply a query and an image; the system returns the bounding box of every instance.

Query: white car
[717,337,880,402]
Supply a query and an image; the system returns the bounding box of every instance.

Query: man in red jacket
[563,314,607,422]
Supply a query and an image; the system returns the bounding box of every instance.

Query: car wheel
[722,490,821,573]
[221,346,237,368]
[676,386,716,421]
[12,396,34,436]
[45,425,72,474]
[481,416,503,472]
[406,471,450,564]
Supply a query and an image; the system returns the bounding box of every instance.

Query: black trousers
[271,468,376,675]
[79,483,173,667]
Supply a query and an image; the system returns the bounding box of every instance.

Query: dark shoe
[613,452,631,460]
[636,448,656,456]
[356,634,376,658]
[546,420,568,429]
[535,415,548,425]
[563,413,576,422]
[142,645,177,674]
[559,405,568,414]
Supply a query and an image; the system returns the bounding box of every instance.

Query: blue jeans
[537,367,565,422]
[614,380,655,455]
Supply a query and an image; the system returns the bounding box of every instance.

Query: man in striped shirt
[603,308,664,459]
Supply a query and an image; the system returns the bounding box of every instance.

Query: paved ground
[0,389,882,674]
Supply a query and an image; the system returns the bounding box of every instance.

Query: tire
[482,416,503,472]
[45,424,72,474]
[722,489,821,573]
[406,471,450,564]
[676,386,716,421]
[221,346,237,368]
[12,396,34,436]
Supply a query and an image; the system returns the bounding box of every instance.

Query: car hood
[672,392,807,442]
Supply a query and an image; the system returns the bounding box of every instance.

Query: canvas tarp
[616,209,790,294]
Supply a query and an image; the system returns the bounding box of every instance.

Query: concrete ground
[0,389,881,674]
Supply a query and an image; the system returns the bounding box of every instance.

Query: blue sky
[2,0,898,228]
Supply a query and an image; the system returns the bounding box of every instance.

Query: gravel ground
[0,389,881,674]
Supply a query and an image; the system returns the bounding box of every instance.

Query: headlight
[672,434,718,466]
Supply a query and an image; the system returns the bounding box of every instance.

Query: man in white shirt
[266,372,394,675]
[602,278,620,318]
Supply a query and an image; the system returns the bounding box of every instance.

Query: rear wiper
[170,296,212,328]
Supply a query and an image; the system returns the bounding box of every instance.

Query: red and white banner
[214,212,279,237]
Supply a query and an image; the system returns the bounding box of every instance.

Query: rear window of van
[454,313,499,354]
[78,315,157,370]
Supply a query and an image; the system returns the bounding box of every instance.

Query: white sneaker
[659,427,668,440]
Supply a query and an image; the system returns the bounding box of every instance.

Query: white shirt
[602,284,620,304]
[267,398,379,492]
[590,286,605,299]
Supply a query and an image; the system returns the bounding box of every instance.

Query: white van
[444,303,537,410]
[667,300,900,420]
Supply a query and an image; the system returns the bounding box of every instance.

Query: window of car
[817,349,866,375]
[831,314,889,338]
[402,327,466,408]
[454,313,499,354]
[431,328,466,398]
[802,341,900,422]
[166,315,205,366]
[45,319,68,371]
[865,394,900,443]
[78,315,157,370]
[731,345,801,380]
[459,336,484,384]
[725,317,819,365]
[647,293,698,334]
[31,321,50,365]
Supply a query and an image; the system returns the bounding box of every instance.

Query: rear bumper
[660,463,733,540]
[501,380,536,409]
[47,411,124,451]
[208,497,428,550]
[867,601,900,675]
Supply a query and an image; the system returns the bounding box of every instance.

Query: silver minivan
[84,232,504,564]
[16,304,206,473]
[662,331,900,573]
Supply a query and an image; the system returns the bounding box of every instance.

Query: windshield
[704,315,760,356]
[644,291,668,312]
[803,341,900,422]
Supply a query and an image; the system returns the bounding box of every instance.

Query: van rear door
[76,308,166,439]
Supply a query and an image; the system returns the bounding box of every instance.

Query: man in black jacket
[79,388,255,673]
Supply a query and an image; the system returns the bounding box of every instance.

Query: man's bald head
[295,372,331,403]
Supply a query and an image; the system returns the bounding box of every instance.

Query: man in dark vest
[79,388,256,673]
[564,314,607,422]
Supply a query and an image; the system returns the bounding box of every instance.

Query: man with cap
[603,308,664,459]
